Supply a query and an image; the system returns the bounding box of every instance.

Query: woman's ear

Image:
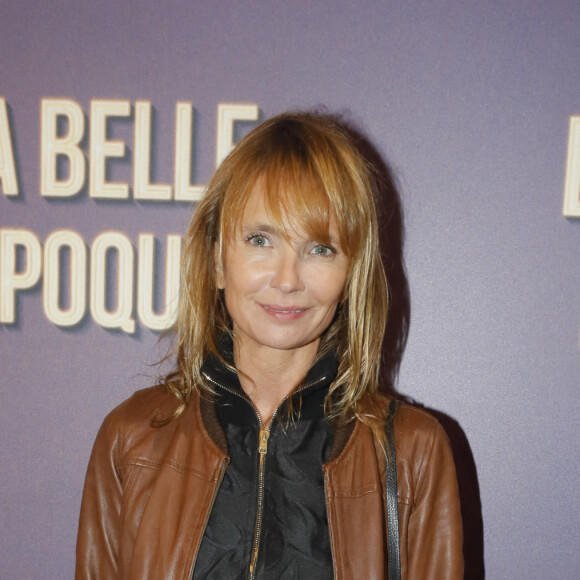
[214,242,225,289]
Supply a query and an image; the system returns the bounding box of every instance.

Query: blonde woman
[76,112,463,579]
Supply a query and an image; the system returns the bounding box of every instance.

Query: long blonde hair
[164,111,391,437]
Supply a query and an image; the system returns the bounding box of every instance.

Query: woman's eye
[311,244,334,257]
[247,234,270,247]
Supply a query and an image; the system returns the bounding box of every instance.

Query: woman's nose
[270,250,305,293]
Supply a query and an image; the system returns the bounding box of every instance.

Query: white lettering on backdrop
[0,98,259,332]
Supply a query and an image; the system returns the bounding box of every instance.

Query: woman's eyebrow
[241,223,279,234]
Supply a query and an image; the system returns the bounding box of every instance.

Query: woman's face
[217,182,349,360]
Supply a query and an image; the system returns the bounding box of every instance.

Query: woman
[76,112,463,579]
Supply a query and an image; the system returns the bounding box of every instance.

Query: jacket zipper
[323,470,338,580]
[248,423,270,579]
[189,457,229,580]
[202,371,328,580]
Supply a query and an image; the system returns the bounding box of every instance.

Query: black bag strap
[385,400,401,580]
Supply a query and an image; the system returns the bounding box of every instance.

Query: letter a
[0,98,18,196]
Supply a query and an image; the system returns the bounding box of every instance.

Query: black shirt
[193,351,336,580]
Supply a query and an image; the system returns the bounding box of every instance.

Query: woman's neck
[233,339,319,424]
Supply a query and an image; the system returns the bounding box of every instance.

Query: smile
[260,304,310,319]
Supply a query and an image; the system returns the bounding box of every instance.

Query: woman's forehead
[234,180,337,240]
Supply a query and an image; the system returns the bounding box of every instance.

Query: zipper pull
[258,428,270,454]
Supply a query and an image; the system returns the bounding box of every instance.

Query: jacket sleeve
[75,412,124,580]
[405,420,464,580]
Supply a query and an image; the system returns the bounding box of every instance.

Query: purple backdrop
[1,1,579,578]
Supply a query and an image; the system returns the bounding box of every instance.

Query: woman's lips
[260,304,310,320]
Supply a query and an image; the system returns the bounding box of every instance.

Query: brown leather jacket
[76,386,463,579]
